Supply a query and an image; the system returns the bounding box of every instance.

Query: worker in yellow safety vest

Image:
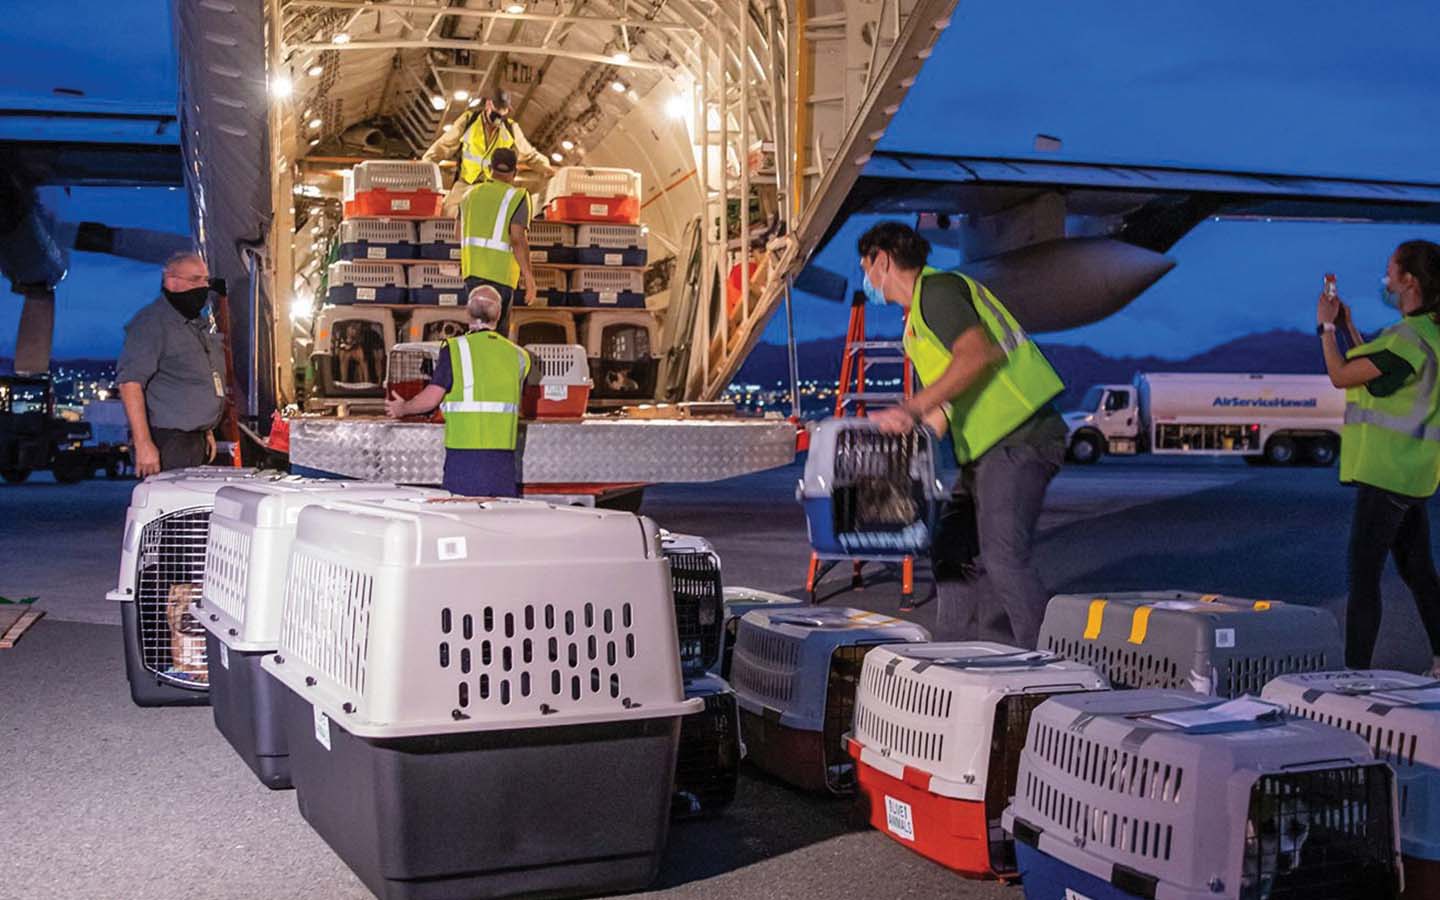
[385,285,540,496]
[860,221,1067,648]
[423,89,553,214]
[1317,239,1440,674]
[458,147,535,335]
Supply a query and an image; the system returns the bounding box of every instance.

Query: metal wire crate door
[136,509,212,688]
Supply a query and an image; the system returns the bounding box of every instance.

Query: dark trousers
[463,276,515,335]
[1345,483,1440,667]
[150,427,210,472]
[931,440,1065,648]
[441,449,519,498]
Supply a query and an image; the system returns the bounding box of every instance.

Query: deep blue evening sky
[1,1,1438,360]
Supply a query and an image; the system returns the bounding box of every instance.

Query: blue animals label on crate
[884,796,915,841]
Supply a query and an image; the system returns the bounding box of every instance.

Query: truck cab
[1063,383,1138,463]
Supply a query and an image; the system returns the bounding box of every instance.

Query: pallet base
[0,607,43,648]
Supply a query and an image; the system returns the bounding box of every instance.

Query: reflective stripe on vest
[459,118,516,185]
[1340,316,1440,496]
[441,331,529,450]
[460,184,525,285]
[903,268,1064,464]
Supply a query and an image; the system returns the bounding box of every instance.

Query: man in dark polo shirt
[117,252,226,476]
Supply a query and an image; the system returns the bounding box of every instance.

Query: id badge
[212,371,224,397]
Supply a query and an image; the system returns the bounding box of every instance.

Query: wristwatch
[1316,323,1336,335]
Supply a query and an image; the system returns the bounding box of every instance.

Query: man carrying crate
[458,147,536,336]
[860,222,1068,648]
[384,286,540,496]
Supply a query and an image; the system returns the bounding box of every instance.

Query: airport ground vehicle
[0,375,129,484]
[1063,373,1344,466]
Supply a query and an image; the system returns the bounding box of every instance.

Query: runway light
[665,95,687,119]
[270,76,294,99]
[430,94,447,110]
[560,139,574,151]
[551,151,564,162]
[308,117,323,129]
[331,32,351,45]
[611,80,627,92]
[453,89,470,101]
[307,64,324,77]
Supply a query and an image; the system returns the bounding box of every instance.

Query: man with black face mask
[423,88,554,215]
[116,252,226,476]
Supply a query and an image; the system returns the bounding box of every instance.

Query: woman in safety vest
[1318,240,1440,673]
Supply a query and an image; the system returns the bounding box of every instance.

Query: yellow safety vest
[459,181,529,287]
[1341,315,1440,497]
[902,268,1064,464]
[459,116,517,185]
[441,330,531,450]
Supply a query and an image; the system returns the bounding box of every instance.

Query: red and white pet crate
[343,160,445,218]
[521,344,592,419]
[544,166,641,224]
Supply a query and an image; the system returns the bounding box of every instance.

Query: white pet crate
[1003,689,1403,900]
[729,606,929,793]
[406,262,466,306]
[510,308,577,347]
[197,480,446,789]
[848,643,1107,878]
[579,310,659,400]
[313,306,397,399]
[1263,670,1440,897]
[337,218,415,261]
[1038,591,1345,697]
[570,267,645,309]
[262,498,700,899]
[325,260,408,304]
[574,223,646,267]
[108,467,281,707]
[529,221,576,264]
[416,218,460,261]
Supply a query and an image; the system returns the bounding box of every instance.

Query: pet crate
[659,531,725,678]
[404,307,470,343]
[569,267,645,309]
[574,223,647,267]
[313,306,397,399]
[719,587,806,679]
[336,218,415,261]
[108,467,281,707]
[1003,689,1402,900]
[580,310,659,400]
[529,221,576,264]
[198,480,446,789]
[799,417,945,560]
[383,341,442,418]
[673,673,741,819]
[325,260,408,305]
[416,218,460,261]
[847,643,1108,878]
[1037,591,1344,697]
[509,308,577,347]
[343,160,445,218]
[729,606,929,793]
[518,267,569,307]
[261,498,700,899]
[406,262,466,306]
[520,344,591,419]
[544,166,641,224]
[1263,670,1440,898]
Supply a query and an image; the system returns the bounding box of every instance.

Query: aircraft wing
[0,98,182,187]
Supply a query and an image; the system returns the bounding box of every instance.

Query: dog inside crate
[422,320,468,342]
[831,430,930,551]
[331,320,387,387]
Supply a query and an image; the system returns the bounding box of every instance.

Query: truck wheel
[51,452,92,484]
[1264,436,1298,466]
[1308,437,1339,467]
[1069,432,1104,464]
[1,467,31,484]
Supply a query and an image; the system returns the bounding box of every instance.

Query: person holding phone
[1317,240,1440,674]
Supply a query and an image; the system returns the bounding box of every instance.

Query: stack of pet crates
[1263,670,1440,898]
[660,531,739,818]
[196,480,447,788]
[729,606,929,793]
[1037,591,1344,697]
[799,417,945,559]
[847,644,1108,878]
[109,467,282,707]
[263,497,700,898]
[1003,689,1403,900]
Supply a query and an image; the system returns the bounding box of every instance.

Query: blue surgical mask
[861,262,887,306]
[1380,275,1401,310]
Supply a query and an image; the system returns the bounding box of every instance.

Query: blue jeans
[932,439,1065,648]
[442,449,519,497]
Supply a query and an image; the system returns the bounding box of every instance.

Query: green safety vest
[458,116,517,185]
[903,267,1064,464]
[460,180,529,286]
[441,330,531,451]
[1341,315,1440,497]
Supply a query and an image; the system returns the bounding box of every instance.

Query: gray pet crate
[1003,689,1402,900]
[659,531,725,678]
[1038,591,1343,697]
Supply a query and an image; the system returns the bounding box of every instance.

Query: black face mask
[163,284,210,320]
[488,109,505,124]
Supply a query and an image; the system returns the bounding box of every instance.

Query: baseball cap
[491,147,518,174]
